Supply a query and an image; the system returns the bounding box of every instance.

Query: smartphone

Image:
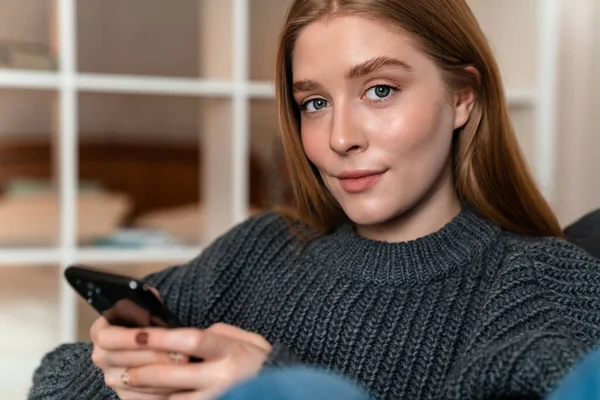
[65,265,182,328]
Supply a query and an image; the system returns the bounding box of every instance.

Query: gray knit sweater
[29,209,600,399]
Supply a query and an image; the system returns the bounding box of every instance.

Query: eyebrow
[292,56,412,94]
[292,79,321,94]
[345,56,412,80]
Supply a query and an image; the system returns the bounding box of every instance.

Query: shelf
[0,246,202,267]
[0,70,537,106]
[76,246,202,264]
[505,89,538,108]
[78,75,276,99]
[76,73,234,97]
[0,70,60,90]
[0,248,60,266]
[248,81,275,98]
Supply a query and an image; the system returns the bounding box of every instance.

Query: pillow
[563,208,600,259]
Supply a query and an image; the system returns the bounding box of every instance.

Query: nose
[328,102,368,155]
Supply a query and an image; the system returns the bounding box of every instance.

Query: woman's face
[292,15,474,240]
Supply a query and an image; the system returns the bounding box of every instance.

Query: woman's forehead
[291,15,428,79]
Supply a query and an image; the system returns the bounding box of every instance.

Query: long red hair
[275,0,563,238]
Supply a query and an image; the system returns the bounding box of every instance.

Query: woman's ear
[453,66,479,130]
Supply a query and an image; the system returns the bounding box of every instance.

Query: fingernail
[135,331,148,345]
[121,371,130,385]
[169,352,186,363]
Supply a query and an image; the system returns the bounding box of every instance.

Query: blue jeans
[218,367,373,400]
[220,346,600,400]
[547,345,600,400]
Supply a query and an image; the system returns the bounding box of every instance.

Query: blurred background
[0,0,598,398]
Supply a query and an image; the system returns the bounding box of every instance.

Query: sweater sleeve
[28,260,205,400]
[262,342,302,368]
[29,212,296,400]
[444,239,600,400]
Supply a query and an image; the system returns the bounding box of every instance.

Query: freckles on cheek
[384,103,440,153]
[377,113,420,154]
[301,129,323,167]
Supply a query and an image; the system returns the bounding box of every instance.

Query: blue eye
[365,85,395,100]
[302,98,329,112]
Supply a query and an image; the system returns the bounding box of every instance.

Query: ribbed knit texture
[29,209,600,400]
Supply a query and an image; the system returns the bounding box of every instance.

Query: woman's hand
[91,315,189,400]
[122,323,272,400]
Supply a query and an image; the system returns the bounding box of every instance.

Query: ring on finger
[121,369,130,386]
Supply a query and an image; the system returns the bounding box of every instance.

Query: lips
[337,170,386,193]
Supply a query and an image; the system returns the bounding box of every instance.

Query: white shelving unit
[535,0,562,200]
[0,0,266,344]
[0,0,560,350]
[597,0,600,205]
[466,0,562,200]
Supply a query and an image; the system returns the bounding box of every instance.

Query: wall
[0,0,200,143]
[554,0,600,225]
[0,0,51,46]
[0,0,53,137]
[248,0,294,164]
[77,0,199,78]
[1,1,598,224]
[595,0,600,215]
[0,0,282,157]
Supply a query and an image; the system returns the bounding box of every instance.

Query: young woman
[29,0,600,399]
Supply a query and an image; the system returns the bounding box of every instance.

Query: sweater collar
[309,208,501,286]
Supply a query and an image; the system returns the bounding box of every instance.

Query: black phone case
[65,265,182,328]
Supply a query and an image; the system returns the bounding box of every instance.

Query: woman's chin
[342,206,395,227]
